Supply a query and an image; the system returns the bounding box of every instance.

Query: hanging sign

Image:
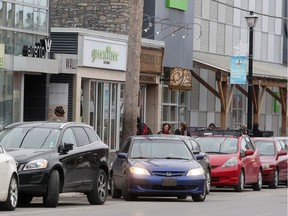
[230,56,247,85]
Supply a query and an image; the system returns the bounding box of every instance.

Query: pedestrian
[53,106,65,121]
[240,123,249,135]
[157,123,171,134]
[252,122,263,137]
[175,122,191,136]
[137,117,153,135]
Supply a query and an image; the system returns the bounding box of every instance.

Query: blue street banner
[230,56,247,84]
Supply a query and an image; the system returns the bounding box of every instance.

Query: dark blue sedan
[110,135,207,201]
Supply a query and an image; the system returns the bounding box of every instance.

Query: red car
[252,137,287,188]
[195,130,262,192]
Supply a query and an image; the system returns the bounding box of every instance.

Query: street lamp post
[245,11,258,130]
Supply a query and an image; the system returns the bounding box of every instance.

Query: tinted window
[190,139,201,151]
[244,136,255,150]
[0,127,60,149]
[196,137,238,154]
[130,139,193,159]
[62,128,77,147]
[254,140,275,156]
[119,138,131,153]
[72,127,90,146]
[84,127,99,143]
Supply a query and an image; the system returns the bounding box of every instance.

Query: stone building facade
[50,0,131,34]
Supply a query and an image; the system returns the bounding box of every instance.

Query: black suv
[0,122,109,207]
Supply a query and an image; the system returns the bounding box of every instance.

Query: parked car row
[0,122,287,211]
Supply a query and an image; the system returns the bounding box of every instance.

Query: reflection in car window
[130,139,193,159]
[72,127,90,146]
[195,137,238,154]
[119,138,131,153]
[84,127,99,143]
[244,136,255,150]
[62,128,77,147]
[0,128,60,149]
[254,141,275,156]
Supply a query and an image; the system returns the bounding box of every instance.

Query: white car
[0,145,18,211]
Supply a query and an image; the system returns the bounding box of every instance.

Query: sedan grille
[151,171,186,177]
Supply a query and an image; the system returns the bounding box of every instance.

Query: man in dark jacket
[137,117,152,135]
[252,122,263,137]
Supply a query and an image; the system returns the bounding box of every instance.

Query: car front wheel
[43,170,60,207]
[252,170,262,191]
[191,182,206,202]
[87,169,107,205]
[234,170,244,192]
[110,177,122,198]
[206,171,211,194]
[0,175,18,211]
[269,169,278,189]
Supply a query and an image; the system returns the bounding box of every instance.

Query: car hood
[5,148,56,163]
[131,159,201,171]
[208,154,237,166]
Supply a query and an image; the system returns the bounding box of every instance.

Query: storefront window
[0,70,13,126]
[162,84,190,133]
[23,6,33,31]
[6,3,15,28]
[15,4,23,29]
[0,2,5,26]
[90,82,122,150]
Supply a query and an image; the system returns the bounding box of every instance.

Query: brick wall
[50,0,131,34]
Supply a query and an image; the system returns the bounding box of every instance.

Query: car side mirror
[195,154,204,160]
[245,149,254,156]
[117,152,128,159]
[61,143,74,154]
[278,150,287,156]
[276,150,287,160]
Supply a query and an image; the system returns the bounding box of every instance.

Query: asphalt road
[1,185,287,216]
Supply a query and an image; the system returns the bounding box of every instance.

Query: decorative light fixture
[245,11,258,130]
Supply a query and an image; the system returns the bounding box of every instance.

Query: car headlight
[187,167,205,176]
[221,157,237,168]
[129,167,150,175]
[23,159,48,170]
[262,162,270,169]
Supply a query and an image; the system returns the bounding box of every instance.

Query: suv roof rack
[196,129,244,137]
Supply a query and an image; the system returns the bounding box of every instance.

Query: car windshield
[0,127,60,149]
[195,137,238,154]
[130,139,193,160]
[254,140,275,156]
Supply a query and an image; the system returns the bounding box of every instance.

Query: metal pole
[247,26,254,130]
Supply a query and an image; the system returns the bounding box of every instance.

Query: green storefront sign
[91,45,119,62]
[0,44,4,68]
[166,0,187,11]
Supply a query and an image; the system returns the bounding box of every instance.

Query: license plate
[162,178,177,186]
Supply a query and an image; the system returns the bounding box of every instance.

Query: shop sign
[169,67,192,90]
[22,38,52,59]
[83,37,127,71]
[140,48,163,74]
[139,73,157,84]
[0,44,4,68]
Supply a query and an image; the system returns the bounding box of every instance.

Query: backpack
[138,123,153,135]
